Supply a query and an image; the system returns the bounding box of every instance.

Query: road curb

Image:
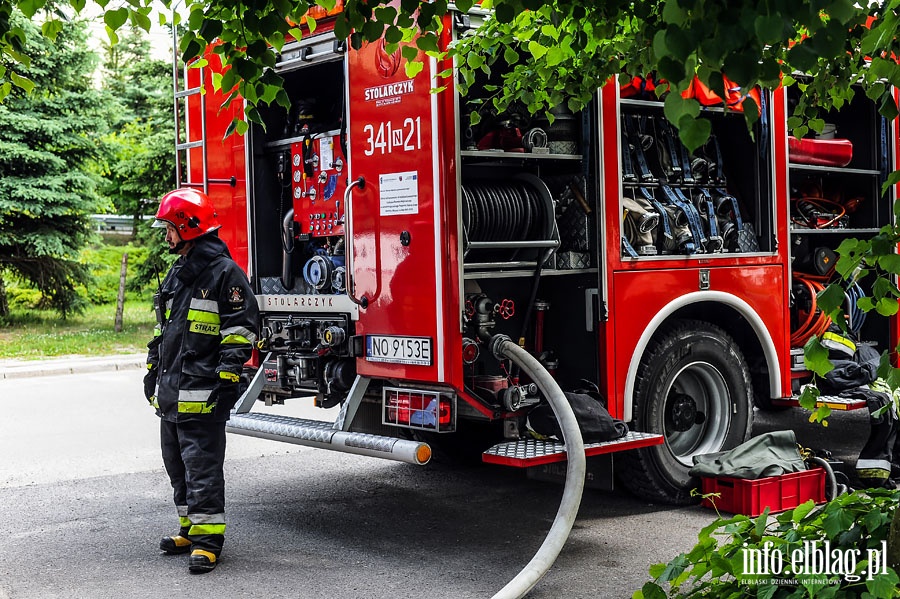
[0,354,146,380]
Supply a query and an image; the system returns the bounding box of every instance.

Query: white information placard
[379,171,419,216]
[320,137,334,170]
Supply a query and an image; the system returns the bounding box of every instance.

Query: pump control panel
[291,134,346,238]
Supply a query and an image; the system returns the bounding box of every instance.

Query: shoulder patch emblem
[229,286,244,305]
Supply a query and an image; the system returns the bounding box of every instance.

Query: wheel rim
[663,361,731,466]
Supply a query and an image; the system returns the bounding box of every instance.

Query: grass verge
[0,299,155,360]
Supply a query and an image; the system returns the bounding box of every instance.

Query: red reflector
[384,389,452,431]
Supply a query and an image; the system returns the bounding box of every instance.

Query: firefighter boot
[159,532,192,555]
[188,549,218,573]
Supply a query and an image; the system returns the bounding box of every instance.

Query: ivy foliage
[799,224,900,425]
[4,0,900,151]
[6,0,900,370]
[636,489,900,598]
[449,0,900,154]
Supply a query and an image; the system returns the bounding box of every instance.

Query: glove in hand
[211,381,240,411]
[143,369,157,402]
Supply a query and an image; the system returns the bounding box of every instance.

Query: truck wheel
[621,320,753,505]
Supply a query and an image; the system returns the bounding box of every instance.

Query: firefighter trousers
[160,419,227,555]
[842,387,900,488]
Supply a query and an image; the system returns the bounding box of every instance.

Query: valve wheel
[464,299,475,319]
[497,299,515,319]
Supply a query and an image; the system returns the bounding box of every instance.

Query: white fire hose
[488,335,586,599]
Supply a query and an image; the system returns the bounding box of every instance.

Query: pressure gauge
[292,153,302,167]
[293,170,302,183]
[293,186,302,199]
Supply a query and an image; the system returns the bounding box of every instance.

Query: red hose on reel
[790,273,832,348]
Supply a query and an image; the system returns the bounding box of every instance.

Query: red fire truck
[172,4,897,506]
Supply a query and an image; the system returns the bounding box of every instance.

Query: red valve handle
[497,299,515,319]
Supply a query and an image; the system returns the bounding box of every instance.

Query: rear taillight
[383,388,454,432]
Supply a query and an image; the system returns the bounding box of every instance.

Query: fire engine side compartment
[608,265,786,421]
[345,34,463,388]
[184,51,250,272]
[595,82,791,421]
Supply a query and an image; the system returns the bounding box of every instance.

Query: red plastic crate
[700,468,826,517]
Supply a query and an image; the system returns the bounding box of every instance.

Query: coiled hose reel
[461,174,557,263]
[463,176,554,239]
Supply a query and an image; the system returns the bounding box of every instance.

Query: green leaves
[503,46,519,65]
[676,116,711,154]
[867,569,900,597]
[16,0,43,18]
[224,117,248,137]
[635,581,667,599]
[642,488,900,598]
[0,0,862,170]
[199,19,223,43]
[527,40,547,60]
[754,14,784,46]
[817,282,845,319]
[9,70,32,93]
[791,500,816,523]
[803,336,832,378]
[104,7,128,31]
[662,93,710,153]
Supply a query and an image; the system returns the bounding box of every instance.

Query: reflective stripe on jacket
[147,235,259,423]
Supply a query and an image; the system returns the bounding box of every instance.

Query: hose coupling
[489,334,513,360]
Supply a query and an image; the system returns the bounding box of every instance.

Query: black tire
[621,319,753,505]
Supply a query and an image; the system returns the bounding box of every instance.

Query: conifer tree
[0,14,108,316]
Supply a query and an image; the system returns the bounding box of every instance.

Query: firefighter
[143,188,260,573]
[818,326,899,489]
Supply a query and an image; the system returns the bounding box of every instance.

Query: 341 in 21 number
[363,117,422,156]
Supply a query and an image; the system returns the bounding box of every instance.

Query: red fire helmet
[153,188,221,241]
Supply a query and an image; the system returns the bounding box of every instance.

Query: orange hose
[790,195,847,229]
[791,274,832,348]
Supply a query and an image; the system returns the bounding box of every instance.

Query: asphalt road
[0,367,871,599]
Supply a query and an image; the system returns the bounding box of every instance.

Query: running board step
[227,412,431,465]
[772,395,867,411]
[482,431,665,468]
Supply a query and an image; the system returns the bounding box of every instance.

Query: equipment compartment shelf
[460,150,582,161]
[463,267,598,280]
[789,164,881,177]
[789,227,881,234]
[619,98,737,115]
[620,251,773,261]
[264,128,343,151]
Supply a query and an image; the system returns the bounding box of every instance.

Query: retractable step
[227,412,432,465]
[482,431,665,468]
[772,395,867,410]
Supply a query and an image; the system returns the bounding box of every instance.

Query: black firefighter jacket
[146,235,260,422]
